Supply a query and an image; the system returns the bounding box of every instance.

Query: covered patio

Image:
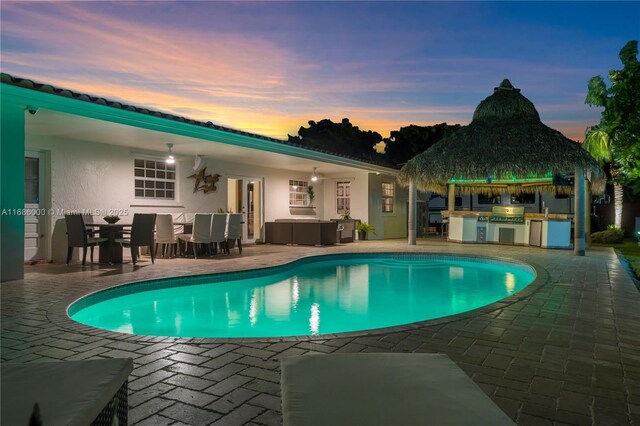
[1,73,406,283]
[2,240,639,425]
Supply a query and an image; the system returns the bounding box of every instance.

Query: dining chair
[155,214,178,257]
[225,213,243,254]
[211,214,228,254]
[115,213,157,265]
[64,214,108,265]
[171,212,185,234]
[171,212,188,253]
[178,213,213,259]
[82,214,94,227]
[183,213,196,226]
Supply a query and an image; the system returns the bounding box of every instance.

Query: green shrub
[629,258,640,280]
[356,222,377,235]
[591,230,624,244]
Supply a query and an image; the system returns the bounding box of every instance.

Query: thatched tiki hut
[399,79,604,255]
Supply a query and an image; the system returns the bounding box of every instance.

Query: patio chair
[114,213,157,265]
[65,214,108,265]
[183,212,196,226]
[225,213,243,254]
[178,213,213,258]
[171,212,187,235]
[211,213,228,254]
[155,214,178,257]
[82,214,94,227]
[281,353,515,426]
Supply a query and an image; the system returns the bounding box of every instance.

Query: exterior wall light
[166,143,175,164]
[193,154,202,170]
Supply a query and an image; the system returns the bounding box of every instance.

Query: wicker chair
[64,214,108,265]
[115,213,157,265]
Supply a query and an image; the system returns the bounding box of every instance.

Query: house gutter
[1,83,398,176]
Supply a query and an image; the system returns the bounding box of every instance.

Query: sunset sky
[1,1,638,142]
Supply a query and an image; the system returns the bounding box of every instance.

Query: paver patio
[2,239,639,425]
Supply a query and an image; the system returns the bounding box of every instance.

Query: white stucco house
[1,73,408,282]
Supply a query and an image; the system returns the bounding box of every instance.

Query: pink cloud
[0,2,601,144]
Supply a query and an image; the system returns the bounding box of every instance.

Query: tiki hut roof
[398,79,605,195]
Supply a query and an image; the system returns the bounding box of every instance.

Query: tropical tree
[288,118,383,161]
[584,40,640,229]
[383,123,461,166]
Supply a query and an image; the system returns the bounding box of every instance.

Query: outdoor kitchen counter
[528,217,572,249]
[448,214,484,243]
[525,213,572,220]
[448,211,571,220]
[448,211,486,218]
[448,211,572,249]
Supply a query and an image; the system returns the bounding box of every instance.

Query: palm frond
[585,76,608,107]
[582,127,612,164]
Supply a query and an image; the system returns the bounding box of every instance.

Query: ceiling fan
[310,167,326,182]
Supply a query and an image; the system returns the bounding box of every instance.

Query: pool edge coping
[48,252,550,343]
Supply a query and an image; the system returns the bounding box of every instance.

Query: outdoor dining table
[87,223,131,264]
[88,220,194,264]
[173,221,193,232]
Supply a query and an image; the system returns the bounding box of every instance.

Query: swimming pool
[69,254,535,338]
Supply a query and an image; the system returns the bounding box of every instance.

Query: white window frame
[134,158,177,200]
[382,181,394,213]
[289,179,309,207]
[336,181,351,214]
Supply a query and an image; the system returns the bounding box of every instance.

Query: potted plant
[340,211,351,220]
[356,222,376,240]
[306,185,315,207]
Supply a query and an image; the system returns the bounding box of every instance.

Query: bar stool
[441,211,449,237]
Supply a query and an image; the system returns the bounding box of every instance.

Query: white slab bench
[281,353,514,426]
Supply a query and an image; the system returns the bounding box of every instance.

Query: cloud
[0,2,608,143]
[1,3,305,99]
[543,120,593,142]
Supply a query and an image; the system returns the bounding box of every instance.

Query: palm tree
[582,126,623,228]
[583,40,640,230]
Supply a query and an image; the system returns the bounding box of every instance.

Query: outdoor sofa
[1,357,133,426]
[265,219,337,246]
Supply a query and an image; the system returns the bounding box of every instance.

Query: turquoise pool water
[70,254,535,338]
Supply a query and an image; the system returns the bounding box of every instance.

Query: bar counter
[446,211,572,249]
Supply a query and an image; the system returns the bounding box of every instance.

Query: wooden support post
[584,182,591,248]
[447,184,455,213]
[408,180,417,245]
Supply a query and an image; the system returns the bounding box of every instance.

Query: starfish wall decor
[187,167,221,193]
